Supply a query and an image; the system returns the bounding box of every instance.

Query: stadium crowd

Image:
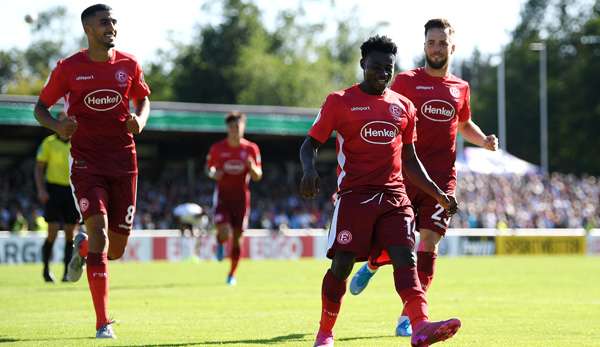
[1,159,598,232]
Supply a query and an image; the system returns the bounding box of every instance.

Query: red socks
[393,266,428,326]
[87,252,109,330]
[229,246,241,277]
[417,251,436,292]
[319,270,347,333]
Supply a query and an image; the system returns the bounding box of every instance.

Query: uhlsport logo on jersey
[360,121,398,144]
[84,89,122,111]
[223,159,245,174]
[421,99,456,122]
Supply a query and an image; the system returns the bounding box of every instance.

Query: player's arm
[34,160,49,204]
[457,120,498,151]
[205,151,223,181]
[126,96,150,135]
[34,101,77,138]
[299,136,323,199]
[402,143,458,214]
[247,158,262,182]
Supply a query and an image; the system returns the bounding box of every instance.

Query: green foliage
[465,0,600,174]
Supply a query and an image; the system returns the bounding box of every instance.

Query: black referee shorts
[44,183,80,224]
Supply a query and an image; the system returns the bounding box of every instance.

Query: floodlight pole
[497,50,506,152]
[530,42,548,174]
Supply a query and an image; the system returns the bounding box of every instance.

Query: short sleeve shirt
[308,84,416,194]
[39,49,151,176]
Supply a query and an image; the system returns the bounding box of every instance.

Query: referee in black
[34,112,80,282]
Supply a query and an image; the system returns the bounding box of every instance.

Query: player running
[349,18,498,337]
[33,4,151,339]
[206,112,262,286]
[300,35,461,347]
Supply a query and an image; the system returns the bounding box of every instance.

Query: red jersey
[39,49,151,176]
[309,84,416,195]
[207,138,262,200]
[391,67,470,185]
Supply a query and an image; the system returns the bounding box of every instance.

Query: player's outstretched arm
[402,143,458,215]
[458,120,498,151]
[299,136,322,199]
[126,96,150,135]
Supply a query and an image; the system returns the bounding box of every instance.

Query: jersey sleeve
[206,145,220,169]
[129,61,151,100]
[251,143,262,168]
[308,94,338,143]
[403,101,417,144]
[458,84,472,122]
[390,74,408,96]
[39,60,68,108]
[36,138,50,163]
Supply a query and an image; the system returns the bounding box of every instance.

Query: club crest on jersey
[84,89,122,111]
[449,86,460,98]
[337,230,352,245]
[223,159,245,174]
[389,103,404,121]
[115,69,128,83]
[360,121,398,144]
[421,99,456,122]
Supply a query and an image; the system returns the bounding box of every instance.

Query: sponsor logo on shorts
[351,106,370,111]
[337,230,352,245]
[223,159,245,174]
[416,85,434,90]
[449,86,461,98]
[360,121,398,144]
[84,89,122,111]
[421,99,456,122]
[214,213,224,223]
[79,198,89,212]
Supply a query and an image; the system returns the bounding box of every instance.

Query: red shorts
[326,190,415,263]
[70,171,137,235]
[214,198,249,230]
[406,180,454,236]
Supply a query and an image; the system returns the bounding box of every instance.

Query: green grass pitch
[1,256,599,346]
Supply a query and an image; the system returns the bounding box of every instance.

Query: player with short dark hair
[206,111,262,286]
[34,112,80,283]
[300,35,461,347]
[33,3,151,339]
[350,19,498,337]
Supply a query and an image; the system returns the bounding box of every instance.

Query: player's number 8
[125,205,135,225]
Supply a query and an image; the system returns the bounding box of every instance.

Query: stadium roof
[0,95,318,136]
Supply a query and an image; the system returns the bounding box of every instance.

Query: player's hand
[483,134,498,151]
[126,113,144,135]
[37,189,49,204]
[299,169,320,199]
[246,157,255,170]
[437,194,458,216]
[213,169,224,181]
[56,117,77,138]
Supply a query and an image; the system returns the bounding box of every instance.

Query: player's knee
[388,245,416,268]
[107,247,125,260]
[330,251,355,279]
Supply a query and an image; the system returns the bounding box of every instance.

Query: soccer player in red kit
[300,35,461,347]
[33,4,151,339]
[206,112,262,286]
[350,19,499,337]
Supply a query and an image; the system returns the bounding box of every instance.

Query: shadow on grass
[338,335,397,342]
[113,333,310,346]
[0,336,92,344]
